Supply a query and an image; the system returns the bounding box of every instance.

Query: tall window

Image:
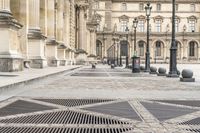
[189,42,195,57]
[96,42,102,57]
[190,4,195,12]
[121,3,127,11]
[94,2,99,9]
[139,3,144,11]
[189,20,195,32]
[139,41,144,56]
[155,20,162,32]
[175,4,178,11]
[138,20,145,32]
[121,20,128,32]
[175,19,179,32]
[96,19,101,31]
[156,3,161,11]
[156,41,161,56]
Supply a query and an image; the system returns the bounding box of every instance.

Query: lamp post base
[167,73,179,78]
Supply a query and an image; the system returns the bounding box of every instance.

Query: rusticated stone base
[0,58,23,72]
[76,53,87,65]
[59,60,66,66]
[47,58,59,67]
[30,59,47,69]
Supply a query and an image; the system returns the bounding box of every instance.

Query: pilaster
[28,0,47,68]
[0,0,23,72]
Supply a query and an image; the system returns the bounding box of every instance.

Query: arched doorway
[188,41,198,59]
[120,40,129,65]
[154,41,164,63]
[96,40,102,59]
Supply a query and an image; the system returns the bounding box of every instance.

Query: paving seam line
[0,66,82,92]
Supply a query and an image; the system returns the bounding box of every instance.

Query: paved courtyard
[0,64,200,133]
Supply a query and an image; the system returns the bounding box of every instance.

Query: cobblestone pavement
[0,64,200,132]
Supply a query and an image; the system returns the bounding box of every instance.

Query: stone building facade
[0,0,99,72]
[94,0,200,64]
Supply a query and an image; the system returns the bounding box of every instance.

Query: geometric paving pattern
[34,99,114,107]
[156,100,200,107]
[180,117,200,125]
[0,127,133,133]
[0,97,199,133]
[186,129,200,133]
[0,110,129,124]
[83,101,142,121]
[141,101,198,121]
[0,100,55,117]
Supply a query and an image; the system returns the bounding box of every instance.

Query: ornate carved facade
[95,0,200,64]
[0,0,99,72]
[0,0,199,72]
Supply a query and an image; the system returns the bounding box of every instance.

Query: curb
[0,66,81,92]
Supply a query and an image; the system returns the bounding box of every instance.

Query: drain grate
[180,117,200,125]
[84,101,142,121]
[34,99,113,107]
[156,100,200,107]
[0,100,55,117]
[0,127,133,133]
[0,110,129,124]
[141,102,198,121]
[186,129,200,133]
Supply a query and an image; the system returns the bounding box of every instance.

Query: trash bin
[132,56,140,73]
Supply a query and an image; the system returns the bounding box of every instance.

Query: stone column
[75,3,88,65]
[78,5,87,52]
[57,0,67,66]
[46,0,59,67]
[0,0,23,72]
[28,0,47,68]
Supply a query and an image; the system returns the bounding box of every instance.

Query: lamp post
[132,18,140,73]
[145,2,152,72]
[125,26,129,68]
[133,18,138,57]
[167,0,178,77]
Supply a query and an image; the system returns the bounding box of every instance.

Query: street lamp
[145,2,152,72]
[125,26,129,67]
[167,0,178,77]
[133,18,138,57]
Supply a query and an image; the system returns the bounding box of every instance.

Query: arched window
[156,41,161,56]
[189,42,195,57]
[138,41,144,56]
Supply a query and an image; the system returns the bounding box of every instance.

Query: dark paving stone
[180,117,200,125]
[109,73,153,77]
[0,110,129,125]
[83,101,142,121]
[0,100,55,117]
[34,99,113,107]
[0,127,133,133]
[141,102,198,121]
[156,100,200,107]
[71,72,108,77]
